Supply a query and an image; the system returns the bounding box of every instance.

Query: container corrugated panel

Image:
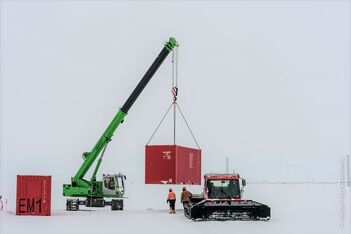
[145,145,201,185]
[16,175,51,216]
[175,145,201,184]
[145,145,176,184]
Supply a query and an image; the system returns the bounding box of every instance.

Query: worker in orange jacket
[167,188,176,214]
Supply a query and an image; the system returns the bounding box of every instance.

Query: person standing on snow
[181,186,192,209]
[167,188,176,214]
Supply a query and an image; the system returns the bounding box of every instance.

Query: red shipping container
[16,175,51,216]
[145,145,201,185]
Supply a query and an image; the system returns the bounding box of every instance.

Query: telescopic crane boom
[63,38,177,211]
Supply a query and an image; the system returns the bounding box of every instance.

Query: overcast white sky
[0,1,350,210]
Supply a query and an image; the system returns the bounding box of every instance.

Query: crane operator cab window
[207,180,241,199]
[104,176,117,191]
[116,176,124,190]
[102,174,126,197]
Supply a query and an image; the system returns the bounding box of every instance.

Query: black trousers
[169,200,176,210]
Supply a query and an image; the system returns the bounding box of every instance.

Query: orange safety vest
[168,191,176,200]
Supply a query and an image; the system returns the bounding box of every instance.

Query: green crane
[63,38,177,211]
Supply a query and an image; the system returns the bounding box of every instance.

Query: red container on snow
[16,175,51,216]
[145,145,201,185]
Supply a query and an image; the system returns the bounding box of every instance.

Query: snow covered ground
[0,1,350,234]
[1,184,350,234]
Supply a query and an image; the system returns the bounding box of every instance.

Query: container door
[145,145,176,184]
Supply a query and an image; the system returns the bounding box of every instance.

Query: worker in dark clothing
[0,195,3,211]
[167,188,176,214]
[181,186,192,209]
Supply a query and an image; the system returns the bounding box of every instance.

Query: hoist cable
[171,50,175,88]
[175,45,179,87]
[172,45,178,145]
[146,42,200,149]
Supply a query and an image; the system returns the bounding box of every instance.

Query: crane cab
[102,173,126,197]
